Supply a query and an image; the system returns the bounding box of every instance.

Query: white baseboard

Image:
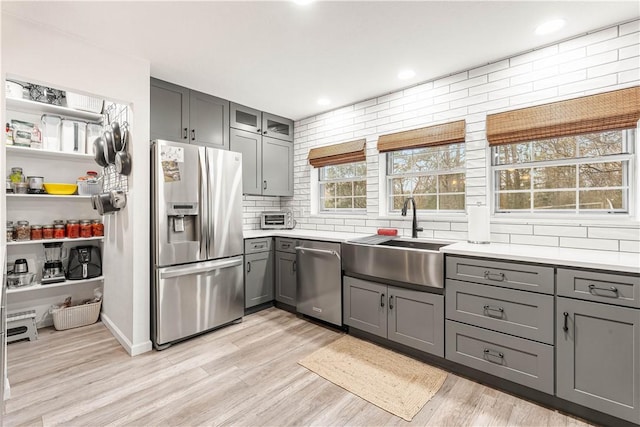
[100,313,152,356]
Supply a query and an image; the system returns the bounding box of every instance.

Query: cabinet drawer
[446,256,554,294]
[557,268,640,308]
[244,238,272,254]
[275,237,297,253]
[446,279,554,344]
[446,320,554,394]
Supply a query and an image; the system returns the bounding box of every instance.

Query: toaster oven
[260,211,295,229]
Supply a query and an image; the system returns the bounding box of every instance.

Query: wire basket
[51,300,101,331]
[66,92,104,114]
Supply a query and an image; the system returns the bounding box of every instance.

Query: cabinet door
[262,136,293,196]
[557,297,640,424]
[230,128,262,195]
[230,102,261,134]
[150,78,189,142]
[189,90,229,150]
[244,251,274,308]
[388,286,444,357]
[343,276,387,338]
[262,112,293,142]
[275,252,296,306]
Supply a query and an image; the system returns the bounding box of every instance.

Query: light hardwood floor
[5,307,592,426]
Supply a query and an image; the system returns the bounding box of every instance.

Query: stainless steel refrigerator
[151,140,244,350]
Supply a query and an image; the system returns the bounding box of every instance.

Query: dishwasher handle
[295,246,341,261]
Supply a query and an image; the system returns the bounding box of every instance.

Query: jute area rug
[298,335,448,421]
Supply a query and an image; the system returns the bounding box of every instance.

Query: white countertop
[244,229,639,274]
[243,229,367,243]
[442,242,640,274]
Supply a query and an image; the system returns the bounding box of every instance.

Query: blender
[42,242,66,284]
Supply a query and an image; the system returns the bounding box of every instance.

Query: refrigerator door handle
[159,257,243,279]
[198,147,208,258]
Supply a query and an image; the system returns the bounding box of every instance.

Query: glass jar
[66,220,80,239]
[9,167,24,183]
[91,219,104,237]
[53,224,66,239]
[30,225,43,240]
[80,220,92,238]
[43,224,54,239]
[6,221,14,242]
[15,220,30,241]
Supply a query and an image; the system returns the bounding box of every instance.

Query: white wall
[282,19,640,253]
[1,13,152,354]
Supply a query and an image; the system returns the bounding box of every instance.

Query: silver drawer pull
[483,305,505,316]
[483,348,504,362]
[588,284,619,297]
[484,270,505,281]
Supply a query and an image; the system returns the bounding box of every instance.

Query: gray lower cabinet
[230,130,293,196]
[556,296,640,424]
[150,78,229,150]
[275,252,296,306]
[244,238,274,309]
[446,320,554,394]
[344,276,444,357]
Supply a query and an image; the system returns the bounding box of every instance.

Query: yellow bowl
[44,183,78,195]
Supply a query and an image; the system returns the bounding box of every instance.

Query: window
[319,161,366,212]
[386,143,465,212]
[492,129,635,213]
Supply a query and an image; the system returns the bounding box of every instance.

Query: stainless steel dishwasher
[296,240,342,326]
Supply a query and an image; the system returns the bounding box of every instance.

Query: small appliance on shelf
[42,242,66,284]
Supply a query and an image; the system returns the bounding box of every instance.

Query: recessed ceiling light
[398,69,416,80]
[317,98,331,106]
[535,19,565,35]
[293,0,314,5]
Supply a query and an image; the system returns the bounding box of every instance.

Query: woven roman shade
[487,86,640,146]
[377,120,466,153]
[308,139,366,167]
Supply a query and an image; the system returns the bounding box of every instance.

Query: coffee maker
[42,242,66,284]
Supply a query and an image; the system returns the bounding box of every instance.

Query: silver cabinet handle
[292,260,296,273]
[380,293,385,308]
[483,348,504,362]
[483,305,504,317]
[263,180,267,190]
[183,128,188,139]
[588,284,619,297]
[484,270,505,281]
[247,261,251,273]
[295,247,341,260]
[389,295,394,310]
[191,129,196,141]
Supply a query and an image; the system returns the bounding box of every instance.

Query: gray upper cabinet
[556,296,640,424]
[150,78,189,142]
[344,276,444,357]
[230,103,262,134]
[150,78,229,149]
[262,136,293,197]
[262,112,294,142]
[230,102,294,196]
[189,90,229,149]
[230,128,262,195]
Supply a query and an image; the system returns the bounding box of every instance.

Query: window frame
[318,161,367,214]
[385,143,466,214]
[491,128,636,216]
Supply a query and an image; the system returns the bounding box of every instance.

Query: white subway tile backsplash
[560,237,619,251]
[273,20,639,254]
[510,234,559,247]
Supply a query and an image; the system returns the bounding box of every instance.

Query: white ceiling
[2,1,639,120]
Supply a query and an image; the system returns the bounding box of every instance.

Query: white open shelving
[7,276,104,294]
[7,193,93,200]
[6,236,103,246]
[6,97,103,122]
[6,145,95,162]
